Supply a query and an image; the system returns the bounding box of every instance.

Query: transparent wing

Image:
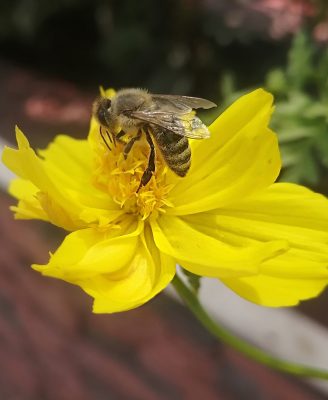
[131,110,211,139]
[152,94,217,114]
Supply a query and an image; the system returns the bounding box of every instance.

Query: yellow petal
[39,134,121,211]
[3,127,54,187]
[41,134,126,229]
[8,178,48,220]
[33,220,175,313]
[214,182,328,306]
[151,214,287,278]
[33,217,142,280]
[2,129,81,229]
[222,275,328,307]
[168,89,281,215]
[15,125,30,148]
[91,225,175,313]
[2,129,123,229]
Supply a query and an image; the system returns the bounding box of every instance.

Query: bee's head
[92,97,112,128]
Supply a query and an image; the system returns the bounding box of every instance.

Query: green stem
[172,274,328,380]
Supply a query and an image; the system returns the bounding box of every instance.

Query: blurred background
[1,0,328,399]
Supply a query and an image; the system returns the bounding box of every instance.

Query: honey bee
[93,88,216,190]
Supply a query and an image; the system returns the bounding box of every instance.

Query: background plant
[219,30,328,195]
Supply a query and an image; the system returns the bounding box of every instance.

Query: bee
[93,88,216,190]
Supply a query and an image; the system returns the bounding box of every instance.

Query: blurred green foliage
[0,0,287,95]
[221,31,328,191]
[266,31,328,187]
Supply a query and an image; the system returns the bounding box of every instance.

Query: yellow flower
[2,89,328,312]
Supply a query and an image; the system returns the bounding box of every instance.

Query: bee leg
[99,126,111,151]
[137,129,155,192]
[123,129,142,159]
[115,130,126,143]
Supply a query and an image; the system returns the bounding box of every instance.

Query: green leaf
[220,72,236,100]
[266,68,288,94]
[303,102,328,119]
[287,31,314,90]
[282,149,320,185]
[274,93,311,116]
[277,126,319,144]
[314,130,328,168]
[317,49,328,99]
[279,145,300,168]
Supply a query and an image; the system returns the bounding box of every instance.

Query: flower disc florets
[91,133,174,220]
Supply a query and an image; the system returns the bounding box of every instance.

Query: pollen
[91,134,174,219]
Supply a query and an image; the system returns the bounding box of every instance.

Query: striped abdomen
[151,125,191,177]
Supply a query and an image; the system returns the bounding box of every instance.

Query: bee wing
[131,110,211,139]
[152,94,217,113]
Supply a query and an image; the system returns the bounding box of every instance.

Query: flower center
[91,133,174,219]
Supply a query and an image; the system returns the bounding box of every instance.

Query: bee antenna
[99,126,111,151]
[106,129,116,146]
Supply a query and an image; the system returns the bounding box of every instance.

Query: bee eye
[104,99,111,109]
